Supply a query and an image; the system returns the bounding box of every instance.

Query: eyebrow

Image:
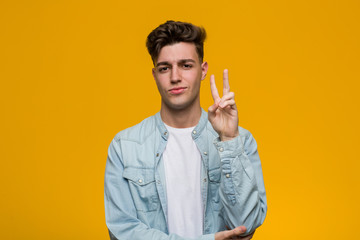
[156,59,196,67]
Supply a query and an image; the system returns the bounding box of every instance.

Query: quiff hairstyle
[146,20,207,64]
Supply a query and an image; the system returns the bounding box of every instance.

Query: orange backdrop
[1,0,359,239]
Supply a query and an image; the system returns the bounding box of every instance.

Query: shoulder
[113,114,157,144]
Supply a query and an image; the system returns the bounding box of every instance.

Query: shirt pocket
[208,168,222,211]
[122,167,160,212]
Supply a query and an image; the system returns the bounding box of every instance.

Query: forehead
[156,42,199,64]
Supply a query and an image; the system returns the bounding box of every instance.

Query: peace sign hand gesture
[208,69,239,142]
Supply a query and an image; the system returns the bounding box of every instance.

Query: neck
[160,102,202,128]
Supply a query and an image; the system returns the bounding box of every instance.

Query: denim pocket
[123,167,160,212]
[208,168,222,211]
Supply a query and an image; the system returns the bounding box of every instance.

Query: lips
[169,87,187,95]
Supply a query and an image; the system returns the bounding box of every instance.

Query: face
[152,42,208,112]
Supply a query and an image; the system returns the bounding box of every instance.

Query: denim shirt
[104,109,267,240]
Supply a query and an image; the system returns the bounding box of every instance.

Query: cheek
[187,73,202,87]
[154,77,167,89]
[184,71,201,82]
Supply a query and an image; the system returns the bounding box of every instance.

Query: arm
[208,69,267,235]
[105,139,216,240]
[214,131,267,234]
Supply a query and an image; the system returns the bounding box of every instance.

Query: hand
[208,69,239,141]
[215,226,254,240]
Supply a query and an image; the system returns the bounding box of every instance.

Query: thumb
[208,99,220,117]
[232,226,247,235]
[208,104,218,122]
[208,103,218,114]
[215,226,247,240]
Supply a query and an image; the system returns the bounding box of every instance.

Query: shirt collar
[155,109,208,141]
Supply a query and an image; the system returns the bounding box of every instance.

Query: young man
[104,21,267,240]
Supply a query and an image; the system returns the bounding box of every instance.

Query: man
[104,20,267,240]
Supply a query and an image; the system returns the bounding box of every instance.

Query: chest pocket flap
[208,167,222,211]
[122,167,159,212]
[123,167,156,186]
[209,167,221,182]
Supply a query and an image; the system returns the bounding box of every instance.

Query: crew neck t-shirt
[163,124,203,238]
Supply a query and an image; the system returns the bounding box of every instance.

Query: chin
[167,103,189,111]
[162,93,199,111]
[164,99,198,111]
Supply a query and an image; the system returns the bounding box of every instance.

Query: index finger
[223,69,230,95]
[210,74,220,102]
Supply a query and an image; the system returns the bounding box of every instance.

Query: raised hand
[208,69,239,141]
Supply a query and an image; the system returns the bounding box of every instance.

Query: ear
[152,68,156,80]
[201,61,208,81]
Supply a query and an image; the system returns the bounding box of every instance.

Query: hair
[146,20,207,64]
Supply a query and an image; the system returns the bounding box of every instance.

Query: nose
[170,66,181,83]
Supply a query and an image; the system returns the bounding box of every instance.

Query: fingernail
[239,226,246,233]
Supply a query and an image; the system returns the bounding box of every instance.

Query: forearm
[106,216,215,240]
[215,132,267,235]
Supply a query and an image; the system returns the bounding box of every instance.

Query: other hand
[215,226,254,240]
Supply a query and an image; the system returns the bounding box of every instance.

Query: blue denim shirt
[104,109,267,240]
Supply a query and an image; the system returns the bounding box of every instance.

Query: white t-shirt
[163,124,203,238]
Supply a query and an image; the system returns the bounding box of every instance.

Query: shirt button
[156,180,161,184]
[164,131,168,135]
[219,147,224,152]
[138,179,143,183]
[204,152,207,155]
[203,178,207,182]
[225,173,230,178]
[193,130,197,134]
[156,153,159,157]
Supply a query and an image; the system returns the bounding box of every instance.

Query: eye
[158,67,169,72]
[183,64,193,69]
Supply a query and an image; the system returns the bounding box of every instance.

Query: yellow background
[1,0,359,239]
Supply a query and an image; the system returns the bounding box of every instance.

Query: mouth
[169,87,187,95]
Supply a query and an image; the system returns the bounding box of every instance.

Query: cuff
[213,135,244,158]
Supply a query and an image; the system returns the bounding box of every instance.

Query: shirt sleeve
[213,129,267,235]
[104,139,215,240]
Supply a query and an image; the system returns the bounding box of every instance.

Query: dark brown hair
[146,20,207,64]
